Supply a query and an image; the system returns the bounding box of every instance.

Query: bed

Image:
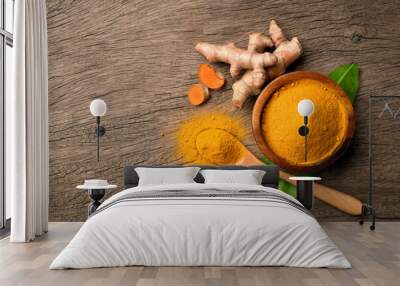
[50,165,350,269]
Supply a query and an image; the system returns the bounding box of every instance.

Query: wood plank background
[46,0,400,221]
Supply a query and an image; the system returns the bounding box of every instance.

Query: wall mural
[47,0,400,221]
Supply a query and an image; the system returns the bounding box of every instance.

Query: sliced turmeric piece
[198,63,225,90]
[187,84,210,106]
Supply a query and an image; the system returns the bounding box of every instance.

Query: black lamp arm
[298,116,309,163]
[95,116,106,162]
[95,117,106,137]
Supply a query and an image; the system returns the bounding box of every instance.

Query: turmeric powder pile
[262,78,349,166]
[177,113,245,164]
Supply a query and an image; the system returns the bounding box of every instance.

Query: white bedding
[50,183,351,269]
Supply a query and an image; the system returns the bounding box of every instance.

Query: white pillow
[135,167,200,186]
[200,169,266,185]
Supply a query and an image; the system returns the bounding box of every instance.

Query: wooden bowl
[252,71,355,173]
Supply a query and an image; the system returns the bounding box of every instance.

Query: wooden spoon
[196,129,362,216]
[238,143,362,215]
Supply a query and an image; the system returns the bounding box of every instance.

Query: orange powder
[177,113,245,165]
[262,79,349,166]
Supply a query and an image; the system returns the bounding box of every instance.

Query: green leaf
[261,156,297,198]
[328,63,359,104]
[261,156,273,165]
[279,179,297,198]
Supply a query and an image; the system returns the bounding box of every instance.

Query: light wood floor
[0,222,399,286]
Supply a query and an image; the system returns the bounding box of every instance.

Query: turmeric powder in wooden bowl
[252,71,355,173]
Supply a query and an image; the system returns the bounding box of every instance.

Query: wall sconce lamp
[297,99,314,162]
[90,99,107,161]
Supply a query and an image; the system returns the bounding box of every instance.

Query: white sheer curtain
[7,0,49,242]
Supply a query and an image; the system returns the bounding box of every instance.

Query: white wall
[5,44,13,219]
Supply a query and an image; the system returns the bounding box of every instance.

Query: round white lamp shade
[297,99,314,117]
[90,99,107,117]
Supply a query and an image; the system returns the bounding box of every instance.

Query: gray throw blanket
[91,189,309,218]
